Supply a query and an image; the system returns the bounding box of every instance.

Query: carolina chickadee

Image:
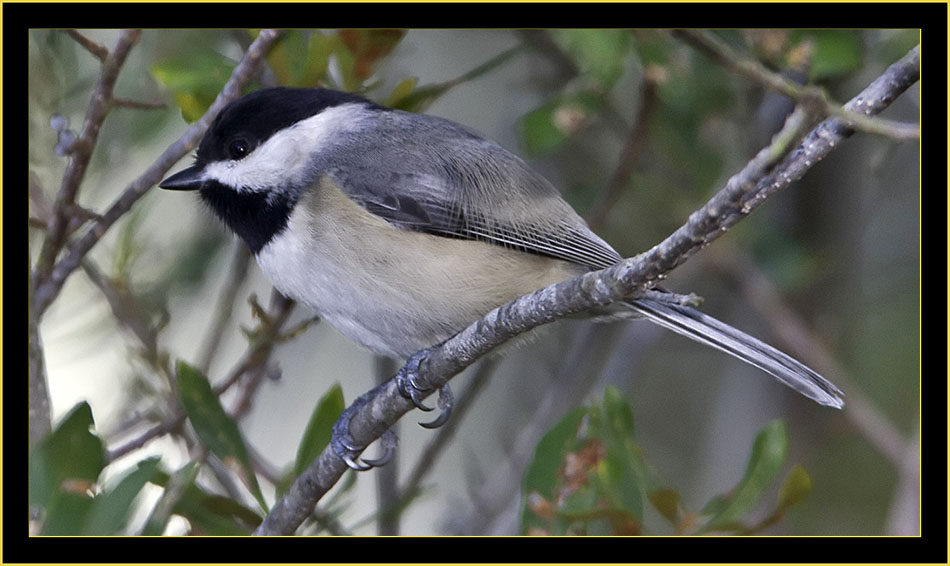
[160,87,843,432]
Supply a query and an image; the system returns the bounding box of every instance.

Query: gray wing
[322,110,622,270]
[320,110,845,409]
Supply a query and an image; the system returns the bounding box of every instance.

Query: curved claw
[420,385,454,429]
[395,346,455,428]
[395,347,436,411]
[360,429,399,467]
[342,453,372,471]
[331,384,400,471]
[405,378,433,412]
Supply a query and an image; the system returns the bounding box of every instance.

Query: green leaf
[384,77,419,109]
[701,419,788,532]
[602,385,635,438]
[551,29,631,89]
[519,91,600,155]
[266,29,307,86]
[267,30,334,87]
[789,30,863,80]
[596,448,644,522]
[777,463,812,510]
[29,402,105,509]
[176,360,267,512]
[38,490,96,535]
[520,407,586,532]
[299,32,335,87]
[294,383,345,478]
[595,386,644,522]
[152,51,237,122]
[83,457,161,535]
[146,463,261,535]
[141,461,200,535]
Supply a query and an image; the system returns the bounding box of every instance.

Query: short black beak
[159,165,205,191]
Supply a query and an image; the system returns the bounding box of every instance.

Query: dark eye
[227,137,251,160]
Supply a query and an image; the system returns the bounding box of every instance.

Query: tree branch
[64,29,109,62]
[106,290,296,462]
[586,70,659,230]
[674,30,920,141]
[28,260,51,449]
[33,29,141,299]
[32,29,283,317]
[253,44,920,536]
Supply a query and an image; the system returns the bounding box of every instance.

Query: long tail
[627,297,844,408]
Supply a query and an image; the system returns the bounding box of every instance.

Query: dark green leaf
[294,383,345,478]
[594,387,644,522]
[83,457,161,535]
[702,419,788,532]
[29,402,105,509]
[176,360,266,512]
[145,462,262,535]
[38,491,96,535]
[141,460,200,535]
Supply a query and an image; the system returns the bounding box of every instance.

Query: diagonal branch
[254,44,920,536]
[674,30,920,141]
[33,30,141,293]
[32,29,284,317]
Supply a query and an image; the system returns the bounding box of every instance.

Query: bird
[160,86,843,467]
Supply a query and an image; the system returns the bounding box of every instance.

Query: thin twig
[374,355,400,535]
[674,30,920,141]
[711,248,907,466]
[29,259,51,449]
[883,420,919,535]
[106,290,296,462]
[112,97,166,110]
[34,30,141,293]
[586,73,659,230]
[32,29,284,317]
[253,44,919,536]
[397,357,499,510]
[64,29,108,61]
[197,243,253,373]
[80,258,167,374]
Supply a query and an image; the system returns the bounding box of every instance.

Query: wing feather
[324,111,622,270]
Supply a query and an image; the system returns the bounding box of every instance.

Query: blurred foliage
[144,462,262,535]
[29,403,159,535]
[522,391,812,535]
[292,383,345,479]
[152,50,236,123]
[30,28,917,536]
[176,361,267,512]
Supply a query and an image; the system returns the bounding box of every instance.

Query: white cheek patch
[203,103,371,193]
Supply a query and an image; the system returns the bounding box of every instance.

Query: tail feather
[628,297,844,409]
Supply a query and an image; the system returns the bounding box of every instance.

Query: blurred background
[28,29,920,536]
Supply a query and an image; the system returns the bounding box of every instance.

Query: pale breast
[256,177,583,358]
